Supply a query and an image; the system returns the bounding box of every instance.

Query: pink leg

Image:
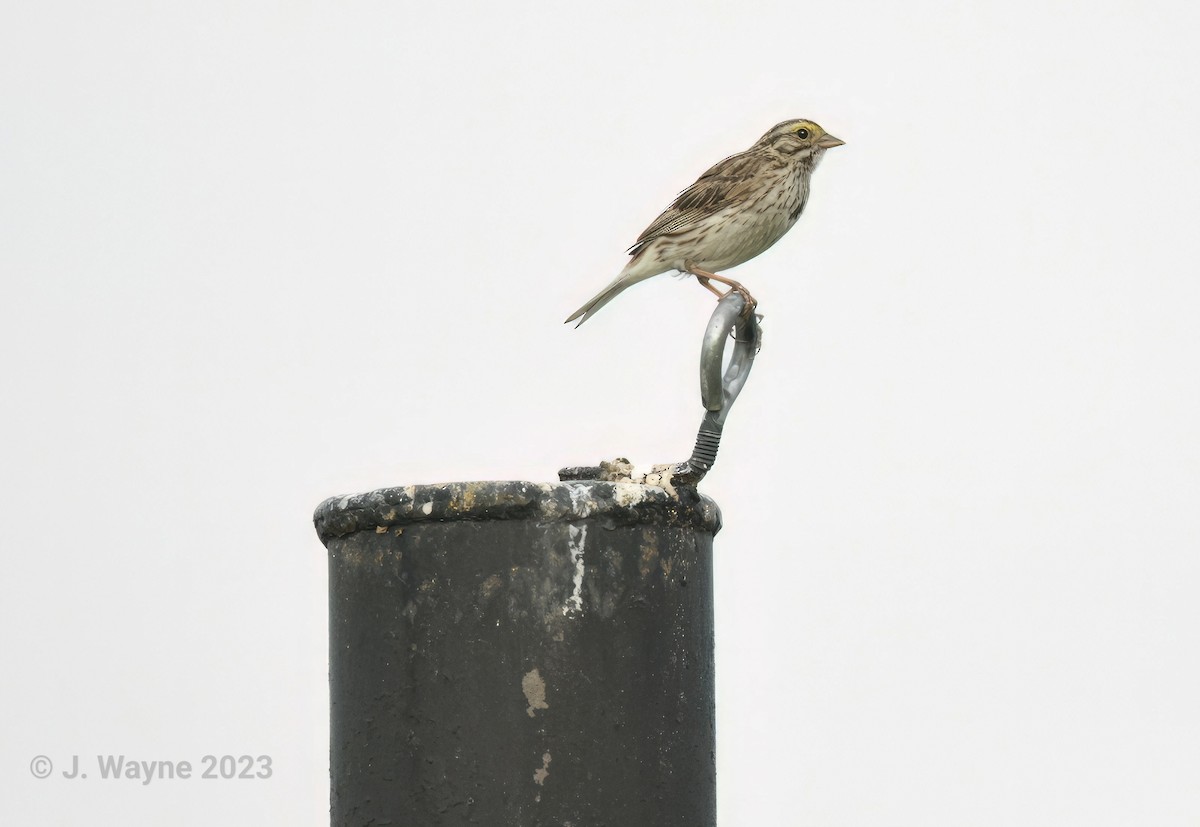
[695,276,725,299]
[685,262,757,313]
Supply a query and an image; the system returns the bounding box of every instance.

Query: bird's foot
[731,312,764,336]
[728,284,758,317]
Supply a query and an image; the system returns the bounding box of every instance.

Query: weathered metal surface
[317,480,720,827]
[315,479,720,542]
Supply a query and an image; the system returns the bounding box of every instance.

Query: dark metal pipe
[314,480,720,826]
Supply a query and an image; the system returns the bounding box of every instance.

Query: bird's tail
[564,260,659,327]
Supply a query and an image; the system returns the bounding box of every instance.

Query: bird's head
[759,119,845,157]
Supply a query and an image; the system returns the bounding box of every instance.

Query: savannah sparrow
[565,119,843,327]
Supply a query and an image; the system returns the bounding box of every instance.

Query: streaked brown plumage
[566,119,844,327]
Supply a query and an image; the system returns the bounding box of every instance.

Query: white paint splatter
[565,483,592,517]
[421,501,433,515]
[564,524,586,616]
[611,482,649,507]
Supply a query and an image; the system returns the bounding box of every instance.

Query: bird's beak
[817,134,845,149]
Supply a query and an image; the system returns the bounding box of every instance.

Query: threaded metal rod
[689,425,722,472]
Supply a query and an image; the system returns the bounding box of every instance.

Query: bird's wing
[627,150,775,256]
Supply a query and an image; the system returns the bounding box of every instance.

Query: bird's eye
[796,128,810,139]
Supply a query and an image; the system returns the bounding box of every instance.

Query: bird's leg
[685,262,757,314]
[694,275,726,299]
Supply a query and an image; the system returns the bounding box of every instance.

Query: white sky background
[3,0,1199,824]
